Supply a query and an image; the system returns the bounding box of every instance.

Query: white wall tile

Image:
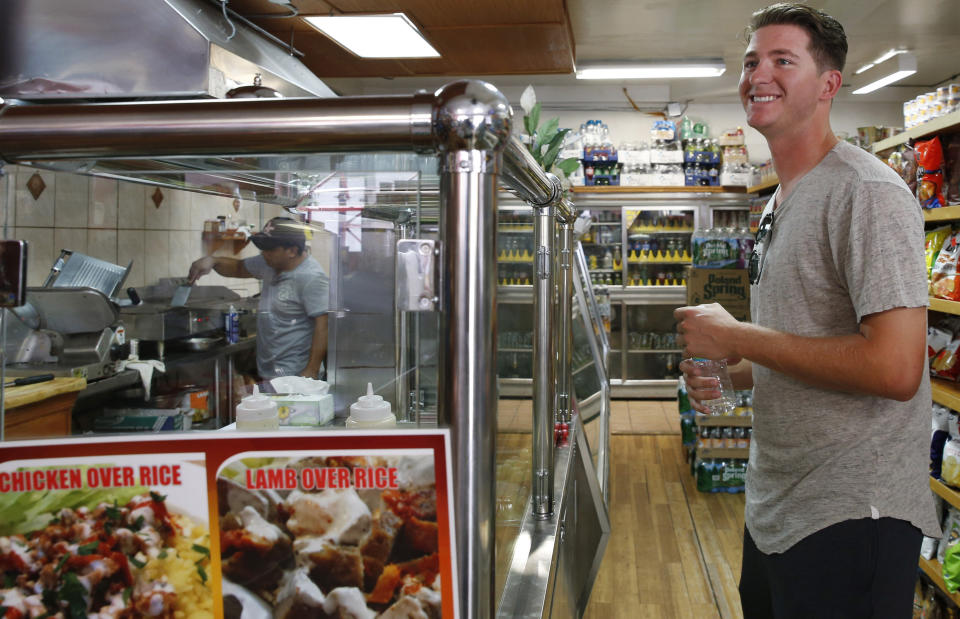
[168,230,200,280]
[88,177,118,229]
[168,189,192,231]
[118,229,146,288]
[54,228,88,257]
[16,168,55,228]
[15,227,55,286]
[144,230,170,285]
[87,229,118,265]
[54,173,90,228]
[118,182,145,229]
[144,187,170,230]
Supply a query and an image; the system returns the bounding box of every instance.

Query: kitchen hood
[0,0,336,100]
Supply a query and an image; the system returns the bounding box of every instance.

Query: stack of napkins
[268,376,334,426]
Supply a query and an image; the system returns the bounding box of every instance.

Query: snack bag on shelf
[930,231,960,300]
[929,326,954,361]
[932,405,951,479]
[922,535,940,561]
[942,438,960,486]
[927,225,952,279]
[945,537,960,593]
[938,507,960,564]
[917,136,947,209]
[945,134,960,205]
[932,338,960,381]
[902,146,919,195]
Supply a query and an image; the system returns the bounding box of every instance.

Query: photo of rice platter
[0,453,212,619]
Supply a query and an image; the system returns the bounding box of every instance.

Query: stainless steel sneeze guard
[0,80,609,618]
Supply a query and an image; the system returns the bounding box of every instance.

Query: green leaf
[529,103,541,142]
[556,158,581,176]
[523,114,535,138]
[122,587,133,605]
[197,564,208,583]
[542,128,570,170]
[129,555,146,569]
[149,491,167,503]
[77,541,100,556]
[55,553,70,573]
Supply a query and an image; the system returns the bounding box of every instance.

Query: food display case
[0,81,610,618]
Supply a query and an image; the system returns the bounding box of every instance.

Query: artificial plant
[520,86,580,189]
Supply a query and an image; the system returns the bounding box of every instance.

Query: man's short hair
[250,216,306,254]
[745,3,847,75]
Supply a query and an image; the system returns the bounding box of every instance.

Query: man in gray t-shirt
[675,4,939,616]
[189,216,329,379]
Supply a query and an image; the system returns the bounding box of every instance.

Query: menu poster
[0,431,456,619]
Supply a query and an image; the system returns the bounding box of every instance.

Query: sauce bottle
[346,383,397,428]
[236,386,279,430]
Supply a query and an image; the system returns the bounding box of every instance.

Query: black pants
[739,518,922,618]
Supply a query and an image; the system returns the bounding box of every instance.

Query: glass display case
[0,82,610,619]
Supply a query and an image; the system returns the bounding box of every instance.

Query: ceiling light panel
[576,60,726,80]
[304,13,440,58]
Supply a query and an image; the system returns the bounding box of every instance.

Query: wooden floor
[584,434,746,619]
[498,398,746,618]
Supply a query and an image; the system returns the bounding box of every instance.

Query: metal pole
[532,205,556,518]
[0,95,434,161]
[434,81,511,619]
[556,221,574,424]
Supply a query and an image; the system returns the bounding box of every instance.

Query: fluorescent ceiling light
[852,52,916,94]
[855,49,908,75]
[303,13,440,58]
[576,59,726,80]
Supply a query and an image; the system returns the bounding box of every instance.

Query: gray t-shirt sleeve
[828,178,928,322]
[301,270,329,317]
[242,254,269,280]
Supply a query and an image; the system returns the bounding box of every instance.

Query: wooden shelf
[696,415,753,427]
[930,476,960,510]
[571,185,747,194]
[872,109,960,154]
[924,206,960,223]
[747,177,779,194]
[930,297,960,316]
[919,556,960,607]
[932,379,960,412]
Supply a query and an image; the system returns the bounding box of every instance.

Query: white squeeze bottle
[346,383,397,428]
[236,386,279,430]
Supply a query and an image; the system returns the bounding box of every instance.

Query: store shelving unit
[871,109,960,154]
[746,176,779,195]
[902,110,960,604]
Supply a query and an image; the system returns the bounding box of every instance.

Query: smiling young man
[188,216,329,380]
[674,4,940,617]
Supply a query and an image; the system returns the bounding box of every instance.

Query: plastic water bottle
[690,358,737,415]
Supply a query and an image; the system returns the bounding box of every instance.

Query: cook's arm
[188,256,252,283]
[300,314,328,378]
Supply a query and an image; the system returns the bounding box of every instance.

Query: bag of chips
[917,136,947,209]
[928,225,952,279]
[931,231,960,300]
[932,338,960,381]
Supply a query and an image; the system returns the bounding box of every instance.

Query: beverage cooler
[498,190,751,398]
[0,81,610,618]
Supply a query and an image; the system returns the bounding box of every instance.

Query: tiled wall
[0,164,328,297]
